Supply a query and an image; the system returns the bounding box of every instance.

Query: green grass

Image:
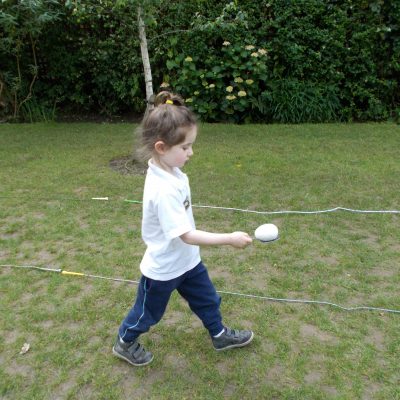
[0,122,399,399]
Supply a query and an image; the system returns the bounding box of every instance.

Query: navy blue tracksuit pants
[119,261,224,343]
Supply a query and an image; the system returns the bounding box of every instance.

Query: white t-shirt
[139,160,201,281]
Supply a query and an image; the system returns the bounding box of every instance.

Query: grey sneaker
[212,327,254,351]
[112,336,153,366]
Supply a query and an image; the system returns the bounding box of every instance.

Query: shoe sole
[112,346,154,366]
[214,331,254,351]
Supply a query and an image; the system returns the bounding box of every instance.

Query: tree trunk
[137,5,153,114]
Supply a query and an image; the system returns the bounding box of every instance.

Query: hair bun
[154,91,185,107]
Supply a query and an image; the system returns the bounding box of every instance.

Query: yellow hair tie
[165,100,173,104]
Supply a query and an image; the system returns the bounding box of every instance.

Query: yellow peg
[61,270,85,277]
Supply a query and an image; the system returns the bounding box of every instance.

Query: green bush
[339,0,400,121]
[159,0,399,122]
[1,0,399,122]
[166,42,268,123]
[0,0,61,122]
[255,80,341,123]
[35,0,144,116]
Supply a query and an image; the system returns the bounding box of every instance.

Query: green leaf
[166,60,177,70]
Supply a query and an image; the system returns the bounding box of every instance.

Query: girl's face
[154,125,197,173]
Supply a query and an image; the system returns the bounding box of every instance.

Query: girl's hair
[135,91,197,162]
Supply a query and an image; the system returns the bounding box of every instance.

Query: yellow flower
[234,77,243,83]
[226,86,234,92]
[238,91,247,97]
[245,45,255,50]
[258,48,268,55]
[185,98,193,103]
[245,79,254,85]
[223,41,231,46]
[251,52,259,57]
[226,95,237,101]
[185,56,193,62]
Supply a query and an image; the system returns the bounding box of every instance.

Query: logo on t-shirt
[183,196,190,210]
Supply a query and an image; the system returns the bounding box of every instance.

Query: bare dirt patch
[316,255,339,266]
[304,369,323,384]
[365,327,386,351]
[266,363,299,388]
[0,249,10,259]
[223,383,238,397]
[299,323,339,345]
[109,156,146,176]
[3,330,19,345]
[162,310,186,327]
[368,263,397,278]
[1,231,20,241]
[322,386,339,397]
[5,357,35,379]
[53,371,79,400]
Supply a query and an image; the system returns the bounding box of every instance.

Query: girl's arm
[180,230,252,249]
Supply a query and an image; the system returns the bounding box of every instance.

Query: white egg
[254,224,279,242]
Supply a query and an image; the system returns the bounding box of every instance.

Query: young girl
[113,91,253,366]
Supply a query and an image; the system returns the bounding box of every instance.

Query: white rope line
[1,264,399,314]
[126,199,400,215]
[82,273,138,284]
[125,199,400,214]
[0,264,138,284]
[216,290,400,313]
[0,194,399,214]
[192,204,400,215]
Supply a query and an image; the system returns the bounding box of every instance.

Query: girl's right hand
[230,232,253,248]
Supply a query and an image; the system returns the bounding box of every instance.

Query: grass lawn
[0,122,399,399]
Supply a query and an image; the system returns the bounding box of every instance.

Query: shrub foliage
[0,0,399,122]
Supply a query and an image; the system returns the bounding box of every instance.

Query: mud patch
[365,327,385,351]
[53,371,79,399]
[36,320,54,330]
[361,381,382,400]
[322,386,339,397]
[316,255,339,266]
[162,310,186,327]
[304,369,323,384]
[5,358,35,379]
[299,323,339,345]
[3,330,19,345]
[223,383,237,397]
[265,363,298,387]
[109,156,147,176]
[0,249,10,259]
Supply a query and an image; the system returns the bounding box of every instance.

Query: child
[113,91,253,366]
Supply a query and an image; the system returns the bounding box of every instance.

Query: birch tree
[115,0,158,114]
[137,4,153,114]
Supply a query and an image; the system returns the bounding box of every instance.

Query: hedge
[0,0,399,122]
